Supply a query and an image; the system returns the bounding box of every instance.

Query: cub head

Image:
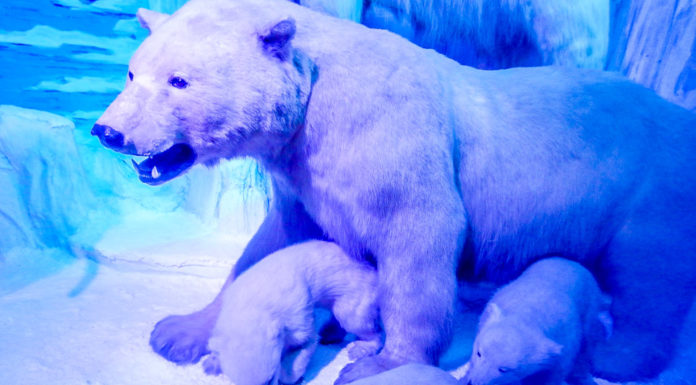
[209,314,284,385]
[464,304,562,385]
[93,1,315,185]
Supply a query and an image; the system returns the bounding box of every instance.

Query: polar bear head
[208,307,313,385]
[208,324,284,385]
[463,304,563,385]
[93,1,315,185]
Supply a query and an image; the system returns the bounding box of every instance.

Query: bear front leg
[149,191,323,365]
[149,306,218,364]
[336,215,463,384]
[281,336,319,385]
[333,285,382,360]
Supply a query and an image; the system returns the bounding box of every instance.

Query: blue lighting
[1,1,694,385]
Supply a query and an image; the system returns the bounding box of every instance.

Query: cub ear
[136,8,169,34]
[533,336,563,366]
[259,18,296,60]
[481,302,503,325]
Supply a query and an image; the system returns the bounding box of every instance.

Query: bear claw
[202,353,222,376]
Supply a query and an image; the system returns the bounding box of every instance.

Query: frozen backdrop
[0,0,694,384]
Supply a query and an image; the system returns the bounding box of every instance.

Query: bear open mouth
[131,143,197,185]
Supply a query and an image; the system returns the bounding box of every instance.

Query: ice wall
[361,0,609,69]
[298,0,362,22]
[0,106,105,293]
[0,106,97,253]
[50,0,188,15]
[607,0,696,111]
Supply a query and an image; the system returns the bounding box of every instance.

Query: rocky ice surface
[607,0,696,111]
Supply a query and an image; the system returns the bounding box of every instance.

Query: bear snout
[91,124,137,154]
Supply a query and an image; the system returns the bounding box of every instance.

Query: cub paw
[346,340,381,361]
[202,353,222,376]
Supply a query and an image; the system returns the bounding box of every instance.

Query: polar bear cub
[463,258,603,385]
[205,240,381,385]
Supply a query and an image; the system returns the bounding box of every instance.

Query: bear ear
[259,18,296,60]
[482,302,503,325]
[533,336,562,366]
[136,8,169,34]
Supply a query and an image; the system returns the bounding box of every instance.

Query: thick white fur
[97,0,696,381]
[207,241,379,385]
[464,258,603,385]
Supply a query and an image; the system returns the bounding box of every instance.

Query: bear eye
[169,76,188,89]
[498,367,509,373]
[128,71,133,81]
[476,351,481,358]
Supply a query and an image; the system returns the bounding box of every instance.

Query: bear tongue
[130,143,196,185]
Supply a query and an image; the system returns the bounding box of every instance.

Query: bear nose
[92,124,125,150]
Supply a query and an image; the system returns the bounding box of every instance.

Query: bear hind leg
[592,221,696,381]
[333,290,382,360]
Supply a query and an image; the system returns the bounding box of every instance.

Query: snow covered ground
[1,231,653,385]
[0,232,477,385]
[0,241,344,385]
[5,249,693,385]
[0,258,235,385]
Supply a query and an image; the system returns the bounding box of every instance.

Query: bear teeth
[152,166,161,179]
[131,159,142,172]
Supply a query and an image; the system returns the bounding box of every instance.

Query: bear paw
[334,354,401,385]
[149,312,212,364]
[202,353,222,376]
[346,340,381,361]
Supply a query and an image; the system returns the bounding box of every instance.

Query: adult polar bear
[92,0,696,382]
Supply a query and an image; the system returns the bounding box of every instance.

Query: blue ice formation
[0,106,94,252]
[607,0,696,111]
[0,106,100,293]
[298,0,362,22]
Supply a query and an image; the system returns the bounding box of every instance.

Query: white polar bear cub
[463,258,603,385]
[205,241,381,385]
